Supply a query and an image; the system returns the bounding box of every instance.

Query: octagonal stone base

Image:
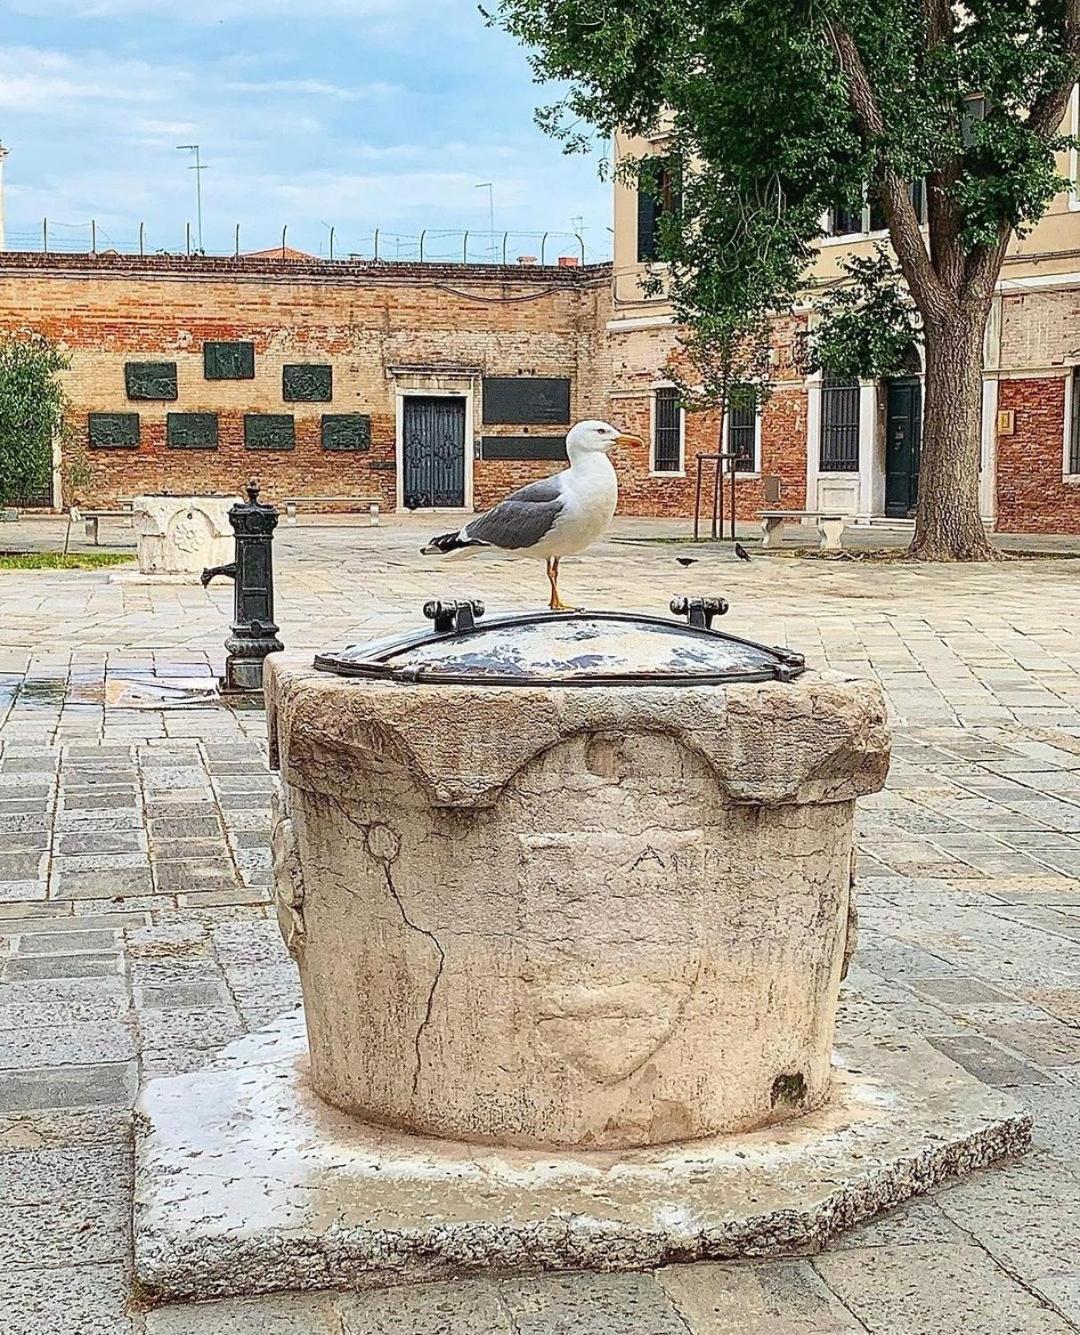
[134,1014,1031,1303]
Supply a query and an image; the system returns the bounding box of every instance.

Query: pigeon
[422,420,642,609]
[734,542,752,563]
[675,556,699,568]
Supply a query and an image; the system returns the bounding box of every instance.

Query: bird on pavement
[421,420,643,610]
[734,542,752,563]
[675,556,699,567]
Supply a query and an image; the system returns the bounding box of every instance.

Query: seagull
[421,420,642,610]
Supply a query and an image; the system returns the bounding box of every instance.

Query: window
[1070,371,1080,475]
[820,377,860,471]
[826,179,927,237]
[637,158,680,263]
[726,388,758,471]
[826,202,865,238]
[652,387,683,473]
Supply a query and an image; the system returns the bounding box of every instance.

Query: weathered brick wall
[605,312,809,520]
[997,375,1080,533]
[0,253,609,511]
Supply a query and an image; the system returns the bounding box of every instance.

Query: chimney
[557,255,581,268]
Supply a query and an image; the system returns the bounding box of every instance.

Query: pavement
[1,514,1080,1333]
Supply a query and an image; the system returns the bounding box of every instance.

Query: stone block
[132,1017,1030,1302]
[657,1259,865,1333]
[0,1262,133,1334]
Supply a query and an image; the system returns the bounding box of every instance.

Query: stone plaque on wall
[125,362,178,401]
[88,413,140,448]
[481,435,567,461]
[482,377,571,425]
[283,364,333,402]
[244,414,295,450]
[204,341,255,380]
[321,414,371,451]
[167,413,219,450]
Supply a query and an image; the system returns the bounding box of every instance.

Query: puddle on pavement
[3,672,220,711]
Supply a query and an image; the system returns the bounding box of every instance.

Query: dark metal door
[885,378,922,518]
[402,396,466,509]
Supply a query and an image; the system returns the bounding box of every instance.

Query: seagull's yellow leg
[547,557,573,611]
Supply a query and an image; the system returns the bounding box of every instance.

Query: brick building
[0,251,609,516]
[610,108,1080,535]
[4,133,1080,532]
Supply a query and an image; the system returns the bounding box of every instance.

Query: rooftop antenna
[0,142,9,252]
[176,145,208,251]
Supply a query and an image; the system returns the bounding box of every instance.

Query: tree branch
[825,19,949,320]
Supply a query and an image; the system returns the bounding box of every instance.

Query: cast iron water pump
[201,479,284,692]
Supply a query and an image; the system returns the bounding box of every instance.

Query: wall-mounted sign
[321,414,371,451]
[88,413,140,448]
[997,409,1016,436]
[204,341,255,380]
[244,414,295,450]
[284,364,333,402]
[482,377,571,425]
[481,435,567,461]
[125,362,178,401]
[167,413,219,450]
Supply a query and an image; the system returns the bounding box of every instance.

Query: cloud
[0,45,175,108]
[7,0,444,20]
[222,78,401,102]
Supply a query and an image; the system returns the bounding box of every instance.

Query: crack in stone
[326,796,446,1097]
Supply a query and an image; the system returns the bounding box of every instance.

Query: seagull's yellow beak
[615,433,644,449]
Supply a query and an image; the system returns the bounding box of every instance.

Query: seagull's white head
[565,419,643,460]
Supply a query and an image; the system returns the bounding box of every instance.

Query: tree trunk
[909,306,1000,561]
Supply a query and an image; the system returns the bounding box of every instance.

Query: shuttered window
[820,377,861,472]
[637,158,680,263]
[1071,372,1080,475]
[653,388,682,472]
[728,389,757,470]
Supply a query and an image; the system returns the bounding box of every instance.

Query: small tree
[665,312,772,459]
[493,1,1080,560]
[0,332,69,510]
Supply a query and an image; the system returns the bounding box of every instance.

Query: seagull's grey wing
[464,474,565,550]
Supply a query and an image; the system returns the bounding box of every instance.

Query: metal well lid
[313,598,805,687]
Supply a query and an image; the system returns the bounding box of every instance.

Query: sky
[0,0,613,261]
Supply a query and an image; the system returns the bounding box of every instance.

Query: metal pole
[185,222,191,256]
[694,456,704,542]
[540,232,549,265]
[234,223,240,258]
[419,229,426,262]
[43,217,47,253]
[329,226,334,261]
[373,228,379,261]
[281,226,287,260]
[711,456,721,541]
[463,231,469,263]
[139,222,144,256]
[730,455,737,543]
[502,232,508,265]
[90,219,96,254]
[576,232,585,264]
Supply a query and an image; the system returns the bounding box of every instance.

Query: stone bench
[760,509,845,552]
[77,506,134,545]
[283,495,381,526]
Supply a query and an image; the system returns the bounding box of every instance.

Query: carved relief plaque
[204,341,255,380]
[167,413,219,450]
[321,414,371,451]
[88,413,140,448]
[125,362,178,401]
[283,364,333,402]
[244,414,295,450]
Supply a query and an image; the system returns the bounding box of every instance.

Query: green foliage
[491,0,1080,316]
[0,332,70,508]
[665,313,773,424]
[804,248,921,379]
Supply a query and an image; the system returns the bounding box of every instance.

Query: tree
[0,332,69,510]
[492,0,1080,559]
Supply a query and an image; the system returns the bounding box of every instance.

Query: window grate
[820,377,861,472]
[728,391,757,470]
[1071,372,1080,475]
[653,388,682,472]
